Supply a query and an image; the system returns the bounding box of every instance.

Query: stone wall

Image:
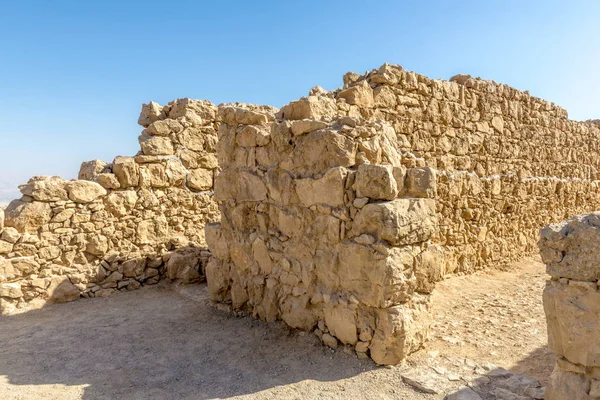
[207,105,438,364]
[277,64,600,274]
[539,214,600,400]
[0,99,219,314]
[205,64,600,365]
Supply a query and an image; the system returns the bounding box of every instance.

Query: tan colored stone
[113,156,140,187]
[66,180,107,203]
[295,167,346,208]
[4,200,52,233]
[139,135,175,155]
[48,276,80,303]
[187,169,213,191]
[337,81,374,108]
[354,164,398,201]
[79,160,108,181]
[19,176,68,201]
[0,283,22,299]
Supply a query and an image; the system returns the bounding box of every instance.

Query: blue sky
[0,0,599,203]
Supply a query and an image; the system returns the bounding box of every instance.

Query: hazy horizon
[1,0,599,204]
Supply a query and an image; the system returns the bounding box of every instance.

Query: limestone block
[104,190,137,217]
[338,242,418,308]
[277,96,338,121]
[544,279,600,367]
[4,200,52,233]
[78,160,108,181]
[95,173,120,189]
[351,198,437,246]
[0,240,12,254]
[122,257,146,278]
[218,106,269,125]
[139,134,175,155]
[214,170,267,203]
[295,167,346,207]
[0,283,22,299]
[19,176,68,201]
[139,163,169,188]
[144,119,182,136]
[86,234,109,256]
[546,367,597,400]
[165,158,187,186]
[405,167,436,198]
[187,169,213,191]
[66,180,107,203]
[138,101,167,128]
[324,305,358,345]
[48,276,80,303]
[137,217,168,244]
[354,164,398,201]
[539,213,600,280]
[113,156,140,187]
[205,223,229,260]
[290,119,328,136]
[369,296,431,365]
[166,250,202,282]
[1,227,20,243]
[337,81,374,108]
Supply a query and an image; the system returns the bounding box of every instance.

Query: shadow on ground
[446,347,553,399]
[0,284,379,400]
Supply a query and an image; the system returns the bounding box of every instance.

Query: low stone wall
[0,99,219,314]
[207,104,439,364]
[539,214,600,399]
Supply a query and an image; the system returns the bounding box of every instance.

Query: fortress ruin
[1,63,599,377]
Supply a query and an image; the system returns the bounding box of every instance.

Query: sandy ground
[0,257,551,399]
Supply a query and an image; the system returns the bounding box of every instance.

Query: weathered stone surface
[337,81,374,108]
[0,282,22,299]
[48,276,80,303]
[19,176,68,201]
[79,160,108,180]
[113,156,140,187]
[354,164,398,201]
[540,213,600,281]
[295,167,346,207]
[4,200,52,233]
[351,199,437,245]
[0,98,219,314]
[66,180,107,203]
[139,135,175,156]
[187,169,213,192]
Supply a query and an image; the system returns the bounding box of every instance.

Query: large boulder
[18,176,68,202]
[4,200,52,233]
[66,180,107,203]
[351,198,437,246]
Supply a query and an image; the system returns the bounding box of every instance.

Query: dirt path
[0,258,551,399]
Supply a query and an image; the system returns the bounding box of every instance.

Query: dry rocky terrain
[0,257,549,399]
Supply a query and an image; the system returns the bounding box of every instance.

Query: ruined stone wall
[0,99,219,314]
[207,104,438,364]
[539,214,600,400]
[205,64,600,365]
[275,64,600,274]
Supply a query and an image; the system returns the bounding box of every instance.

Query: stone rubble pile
[207,102,439,364]
[0,99,219,314]
[539,213,600,400]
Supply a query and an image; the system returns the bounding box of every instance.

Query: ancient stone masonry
[539,214,600,400]
[206,63,600,365]
[207,103,438,364]
[0,99,219,314]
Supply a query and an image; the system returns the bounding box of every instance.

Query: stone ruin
[0,99,220,314]
[1,62,600,374]
[206,64,600,365]
[539,214,600,400]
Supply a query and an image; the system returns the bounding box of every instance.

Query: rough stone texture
[539,213,600,399]
[207,102,438,365]
[0,99,219,314]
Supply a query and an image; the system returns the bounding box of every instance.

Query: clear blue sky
[0,0,599,203]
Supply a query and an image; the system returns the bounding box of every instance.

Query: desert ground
[0,257,550,400]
